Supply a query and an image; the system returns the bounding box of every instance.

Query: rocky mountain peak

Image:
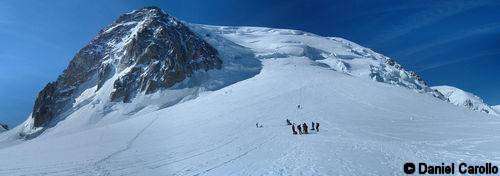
[30,7,222,128]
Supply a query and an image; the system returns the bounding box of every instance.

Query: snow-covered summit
[432,85,498,116]
[194,25,446,99]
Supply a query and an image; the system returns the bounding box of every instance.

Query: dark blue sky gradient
[1,0,499,127]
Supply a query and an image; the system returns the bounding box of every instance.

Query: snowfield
[1,24,500,176]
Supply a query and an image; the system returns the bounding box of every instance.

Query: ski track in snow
[193,135,278,176]
[146,135,241,169]
[92,112,162,176]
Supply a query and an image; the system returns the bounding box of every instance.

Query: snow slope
[494,105,500,113]
[1,25,500,175]
[193,25,444,100]
[433,85,499,116]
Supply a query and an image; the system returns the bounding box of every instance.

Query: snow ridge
[433,85,498,116]
[196,25,446,100]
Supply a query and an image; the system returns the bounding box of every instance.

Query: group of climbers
[257,105,321,135]
[288,119,319,135]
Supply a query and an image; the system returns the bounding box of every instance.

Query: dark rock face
[32,82,58,127]
[0,123,8,131]
[30,6,221,127]
[109,7,221,102]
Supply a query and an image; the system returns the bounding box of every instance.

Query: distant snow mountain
[433,85,499,116]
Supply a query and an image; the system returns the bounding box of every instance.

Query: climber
[311,122,315,131]
[292,123,297,135]
[297,123,302,135]
[256,122,263,128]
[315,122,320,132]
[302,123,308,134]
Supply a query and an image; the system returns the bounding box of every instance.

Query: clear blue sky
[1,0,499,127]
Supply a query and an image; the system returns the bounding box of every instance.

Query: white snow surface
[432,85,499,116]
[494,105,500,113]
[1,25,500,175]
[197,26,433,93]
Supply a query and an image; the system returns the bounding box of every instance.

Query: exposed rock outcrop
[0,123,8,132]
[30,6,221,127]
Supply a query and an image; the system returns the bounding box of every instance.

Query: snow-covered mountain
[12,6,448,139]
[0,123,7,132]
[1,6,499,175]
[20,7,232,137]
[432,85,499,116]
[197,25,448,99]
